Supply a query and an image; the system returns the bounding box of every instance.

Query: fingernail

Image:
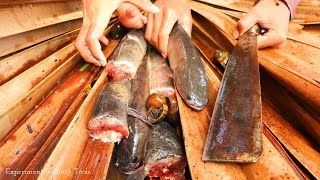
[161,52,166,58]
[149,4,159,13]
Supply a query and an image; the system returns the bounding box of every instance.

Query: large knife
[202,25,263,162]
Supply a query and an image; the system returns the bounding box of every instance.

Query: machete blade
[203,26,263,162]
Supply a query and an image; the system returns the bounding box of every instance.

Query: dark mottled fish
[110,22,128,40]
[168,24,208,110]
[146,49,180,124]
[115,58,150,174]
[88,79,131,143]
[107,29,147,80]
[128,121,187,180]
[147,48,175,97]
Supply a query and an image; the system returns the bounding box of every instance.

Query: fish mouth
[117,161,142,174]
[182,93,208,111]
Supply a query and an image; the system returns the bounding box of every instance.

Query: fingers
[178,11,192,37]
[145,12,154,44]
[117,3,146,29]
[150,10,163,48]
[233,12,258,39]
[86,23,108,66]
[75,25,101,66]
[126,0,159,13]
[257,29,287,49]
[158,10,177,57]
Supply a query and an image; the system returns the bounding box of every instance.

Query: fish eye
[131,156,138,163]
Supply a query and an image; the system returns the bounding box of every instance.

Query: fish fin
[165,67,174,78]
[127,167,146,180]
[127,108,153,126]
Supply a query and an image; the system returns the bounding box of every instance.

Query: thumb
[178,14,192,37]
[124,0,159,14]
[233,12,258,39]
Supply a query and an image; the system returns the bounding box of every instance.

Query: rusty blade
[203,27,263,162]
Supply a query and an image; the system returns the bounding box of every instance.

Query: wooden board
[0,1,82,38]
[0,29,79,85]
[0,19,82,57]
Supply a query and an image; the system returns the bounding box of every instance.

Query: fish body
[88,79,131,143]
[146,49,180,124]
[116,58,150,174]
[147,48,175,97]
[168,24,208,110]
[130,121,186,179]
[107,29,147,80]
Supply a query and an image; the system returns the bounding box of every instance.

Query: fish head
[116,155,142,174]
[174,65,208,111]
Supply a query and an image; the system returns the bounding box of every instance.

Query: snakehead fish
[168,24,208,111]
[128,121,187,180]
[115,57,150,174]
[146,49,180,124]
[107,29,147,80]
[87,79,131,143]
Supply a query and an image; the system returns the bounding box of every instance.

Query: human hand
[233,0,290,49]
[117,3,147,29]
[144,0,192,58]
[75,0,159,66]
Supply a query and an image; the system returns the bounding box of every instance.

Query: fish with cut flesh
[115,57,150,174]
[168,24,208,111]
[107,29,147,80]
[146,49,180,124]
[128,121,187,180]
[87,79,131,143]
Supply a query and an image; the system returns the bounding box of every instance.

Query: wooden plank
[0,64,99,179]
[0,0,73,6]
[0,29,79,86]
[262,100,320,179]
[38,31,119,179]
[20,65,99,179]
[0,18,82,57]
[0,1,82,38]
[0,43,77,141]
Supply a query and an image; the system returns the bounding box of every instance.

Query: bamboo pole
[0,29,79,85]
[0,63,99,179]
[0,1,82,38]
[0,19,82,57]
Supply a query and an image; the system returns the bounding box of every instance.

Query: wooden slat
[0,0,73,6]
[0,43,77,141]
[260,69,320,144]
[38,32,119,179]
[0,1,82,38]
[0,64,99,179]
[0,19,82,57]
[262,101,320,179]
[20,65,99,179]
[0,29,79,86]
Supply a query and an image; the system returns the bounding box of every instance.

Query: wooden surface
[0,29,79,85]
[0,19,82,57]
[0,1,82,38]
[0,63,98,179]
[0,53,81,142]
